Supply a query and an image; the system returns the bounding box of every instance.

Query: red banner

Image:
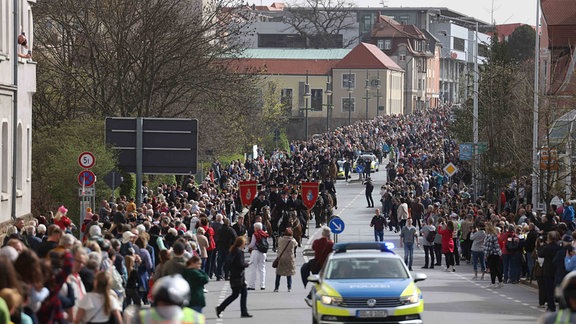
[239,181,258,207]
[301,182,319,210]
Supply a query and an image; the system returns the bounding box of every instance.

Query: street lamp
[375,70,382,116]
[347,69,353,125]
[364,70,371,121]
[304,72,311,140]
[325,75,333,131]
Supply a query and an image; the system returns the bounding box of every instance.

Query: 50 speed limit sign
[78,152,95,169]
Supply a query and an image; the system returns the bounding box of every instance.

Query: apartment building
[239,5,491,107]
[0,0,35,223]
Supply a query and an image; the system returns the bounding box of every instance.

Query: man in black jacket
[289,190,309,237]
[216,218,237,280]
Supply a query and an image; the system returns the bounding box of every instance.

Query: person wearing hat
[250,191,269,216]
[120,231,138,256]
[288,189,308,237]
[538,271,576,323]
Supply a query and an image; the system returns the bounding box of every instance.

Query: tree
[30,0,270,209]
[450,35,534,204]
[235,80,290,152]
[284,0,358,48]
[33,0,259,154]
[506,25,536,63]
[32,119,116,220]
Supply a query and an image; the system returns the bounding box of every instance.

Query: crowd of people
[1,105,574,323]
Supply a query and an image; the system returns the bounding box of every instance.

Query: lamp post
[364,70,371,121]
[304,72,311,140]
[473,21,479,201]
[325,75,333,132]
[532,0,541,207]
[347,69,353,125]
[375,70,382,116]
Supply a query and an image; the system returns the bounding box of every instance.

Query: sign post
[328,216,345,243]
[77,152,96,242]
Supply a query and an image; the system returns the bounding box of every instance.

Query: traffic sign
[459,143,472,161]
[78,170,96,187]
[329,216,345,234]
[103,170,124,190]
[78,187,96,197]
[78,151,95,169]
[443,162,458,177]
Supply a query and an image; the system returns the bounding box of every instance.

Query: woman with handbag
[74,271,122,324]
[274,228,298,292]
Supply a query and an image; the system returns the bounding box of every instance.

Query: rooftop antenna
[380,0,388,7]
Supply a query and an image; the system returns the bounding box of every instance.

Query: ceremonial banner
[301,182,319,210]
[239,181,258,207]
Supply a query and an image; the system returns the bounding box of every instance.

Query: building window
[2,121,8,193]
[342,97,355,113]
[342,73,355,89]
[399,54,406,61]
[417,79,422,90]
[0,0,7,54]
[453,37,465,52]
[478,43,489,57]
[362,15,373,33]
[399,15,409,24]
[16,124,22,190]
[377,39,384,50]
[311,89,323,111]
[384,39,392,50]
[281,88,293,115]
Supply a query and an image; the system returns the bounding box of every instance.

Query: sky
[355,0,538,25]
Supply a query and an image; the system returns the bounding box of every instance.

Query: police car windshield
[324,258,409,280]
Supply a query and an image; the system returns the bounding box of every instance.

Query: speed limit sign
[78,152,95,169]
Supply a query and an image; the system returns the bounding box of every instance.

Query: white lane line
[215,282,229,323]
[454,272,542,313]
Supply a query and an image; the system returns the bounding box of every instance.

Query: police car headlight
[400,292,420,305]
[321,295,343,306]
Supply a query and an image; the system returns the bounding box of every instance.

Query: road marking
[453,272,545,313]
[215,282,229,322]
[303,184,367,262]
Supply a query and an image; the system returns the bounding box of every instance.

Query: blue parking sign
[329,217,345,234]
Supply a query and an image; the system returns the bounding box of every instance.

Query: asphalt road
[204,168,545,324]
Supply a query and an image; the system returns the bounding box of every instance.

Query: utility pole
[532,0,541,208]
[375,70,382,116]
[364,70,371,121]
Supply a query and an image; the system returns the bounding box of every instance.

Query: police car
[352,154,380,173]
[307,242,426,324]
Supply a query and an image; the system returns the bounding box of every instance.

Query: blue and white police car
[306,242,426,324]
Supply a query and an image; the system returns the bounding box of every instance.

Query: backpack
[505,236,520,252]
[426,230,437,243]
[255,235,269,253]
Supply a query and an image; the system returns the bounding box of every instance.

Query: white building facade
[0,0,35,223]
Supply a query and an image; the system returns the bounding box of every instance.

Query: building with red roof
[226,43,404,137]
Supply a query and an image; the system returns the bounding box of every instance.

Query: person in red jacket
[438,219,456,272]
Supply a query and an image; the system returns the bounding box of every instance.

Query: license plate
[357,310,388,318]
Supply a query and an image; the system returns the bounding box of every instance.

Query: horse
[328,160,338,181]
[312,195,326,228]
[312,192,334,228]
[288,210,303,249]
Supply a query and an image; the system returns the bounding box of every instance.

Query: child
[181,255,209,313]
